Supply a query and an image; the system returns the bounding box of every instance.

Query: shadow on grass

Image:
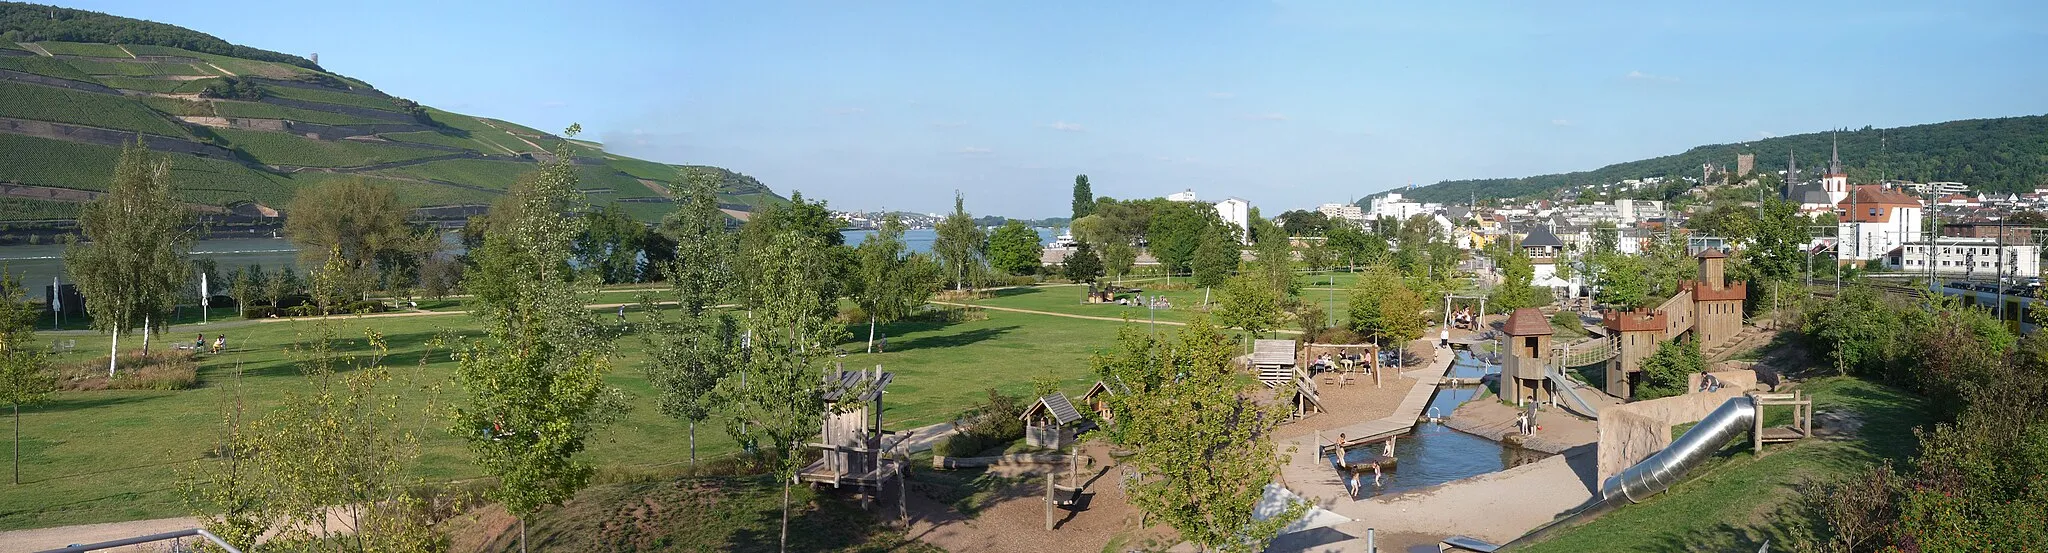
[889,326,1019,353]
[31,393,159,413]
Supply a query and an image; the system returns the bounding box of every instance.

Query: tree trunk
[107,331,118,377]
[520,517,527,553]
[689,421,697,466]
[781,481,791,553]
[866,316,877,353]
[140,315,150,353]
[12,403,19,485]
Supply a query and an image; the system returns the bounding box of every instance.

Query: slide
[1546,369,1602,420]
[1444,395,1760,552]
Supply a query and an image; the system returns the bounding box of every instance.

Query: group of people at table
[1307,351,1372,373]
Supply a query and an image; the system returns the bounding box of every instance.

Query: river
[841,228,1060,253]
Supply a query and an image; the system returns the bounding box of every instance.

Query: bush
[1551,311,1583,334]
[56,350,199,391]
[936,389,1027,457]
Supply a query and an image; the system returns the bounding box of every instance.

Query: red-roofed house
[1836,185,1925,262]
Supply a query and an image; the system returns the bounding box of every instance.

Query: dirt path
[928,300,1301,335]
[18,42,52,57]
[475,119,543,153]
[0,516,203,553]
[115,44,137,59]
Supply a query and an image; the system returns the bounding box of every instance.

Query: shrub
[199,77,265,101]
[56,350,199,391]
[936,389,1027,457]
[1551,311,1583,333]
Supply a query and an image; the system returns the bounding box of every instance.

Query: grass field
[1520,377,1928,552]
[0,301,1133,530]
[213,128,441,168]
[0,81,189,137]
[209,99,392,127]
[29,41,132,58]
[0,55,101,83]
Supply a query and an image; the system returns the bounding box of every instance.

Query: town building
[1886,238,2041,278]
[1367,192,1432,222]
[1317,202,1365,223]
[1214,197,1252,244]
[1167,189,1199,202]
[1835,185,1925,262]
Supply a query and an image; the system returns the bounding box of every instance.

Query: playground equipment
[1252,339,1325,420]
[1043,449,1089,530]
[1599,249,1750,399]
[1022,392,1085,449]
[798,365,904,502]
[33,528,242,553]
[1444,391,1813,551]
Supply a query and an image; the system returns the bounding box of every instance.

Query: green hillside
[0,2,783,222]
[1390,114,2048,203]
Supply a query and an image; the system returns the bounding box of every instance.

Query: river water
[841,228,1059,254]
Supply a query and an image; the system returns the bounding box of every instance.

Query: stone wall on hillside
[0,68,119,94]
[0,116,237,158]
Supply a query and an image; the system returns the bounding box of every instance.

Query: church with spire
[1782,136,1858,215]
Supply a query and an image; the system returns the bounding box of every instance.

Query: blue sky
[59,0,2048,217]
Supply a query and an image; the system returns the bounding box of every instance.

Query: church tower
[1822,135,1850,205]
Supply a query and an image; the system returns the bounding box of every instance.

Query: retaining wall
[1594,372,1757,484]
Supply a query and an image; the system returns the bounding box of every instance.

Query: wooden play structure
[1299,342,1383,388]
[1250,339,1299,387]
[1600,249,1750,399]
[1081,381,1116,427]
[1750,390,1813,454]
[799,365,904,498]
[1022,392,1085,449]
[1043,451,1088,530]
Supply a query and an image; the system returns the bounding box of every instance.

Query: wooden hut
[1081,381,1116,427]
[799,365,902,493]
[1021,393,1084,449]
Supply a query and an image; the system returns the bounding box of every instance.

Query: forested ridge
[1392,114,2048,203]
[0,1,319,69]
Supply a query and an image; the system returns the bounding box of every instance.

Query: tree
[1276,209,1331,236]
[933,192,987,291]
[716,226,849,553]
[642,175,739,466]
[1593,252,1651,309]
[1094,317,1305,552]
[1326,224,1386,269]
[1071,174,1094,221]
[227,266,259,317]
[986,220,1045,276]
[64,141,194,376]
[0,273,49,485]
[573,203,650,285]
[852,214,942,352]
[1636,338,1703,400]
[1101,241,1138,283]
[1217,273,1281,340]
[264,267,299,311]
[1149,201,1214,275]
[736,191,850,315]
[283,178,433,300]
[1192,225,1237,288]
[452,136,627,552]
[1300,239,1333,272]
[1349,267,1425,354]
[1490,247,1541,311]
[1062,242,1104,284]
[184,326,442,552]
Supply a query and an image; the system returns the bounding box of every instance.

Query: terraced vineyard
[0,14,782,223]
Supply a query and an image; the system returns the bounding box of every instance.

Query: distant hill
[1388,114,2048,204]
[0,2,783,223]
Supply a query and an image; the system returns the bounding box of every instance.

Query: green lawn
[29,41,131,58]
[210,99,392,127]
[974,282,1353,331]
[1519,377,1929,552]
[0,81,189,137]
[212,128,440,168]
[0,302,1133,530]
[0,55,101,83]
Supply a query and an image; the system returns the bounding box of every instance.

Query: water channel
[1340,350,1549,497]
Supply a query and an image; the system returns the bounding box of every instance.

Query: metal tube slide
[1546,369,1602,420]
[1454,395,1759,551]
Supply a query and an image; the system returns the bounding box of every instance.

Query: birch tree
[64,141,193,375]
[643,174,738,466]
[852,213,941,352]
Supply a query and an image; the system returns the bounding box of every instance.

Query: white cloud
[956,146,993,154]
[1048,121,1085,132]
[1243,113,1288,121]
[1208,92,1236,100]
[1551,118,1574,126]
[1625,70,1679,83]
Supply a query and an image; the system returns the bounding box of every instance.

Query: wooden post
[1045,471,1055,530]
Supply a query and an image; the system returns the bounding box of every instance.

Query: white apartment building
[1368,192,1431,222]
[1887,238,2040,278]
[1215,197,1252,244]
[1317,202,1365,223]
[1167,189,1199,202]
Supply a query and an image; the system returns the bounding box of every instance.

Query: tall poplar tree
[452,132,626,552]
[64,141,193,375]
[1071,174,1094,221]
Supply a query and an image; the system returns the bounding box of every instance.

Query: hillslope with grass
[1391,114,2048,203]
[0,2,782,222]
